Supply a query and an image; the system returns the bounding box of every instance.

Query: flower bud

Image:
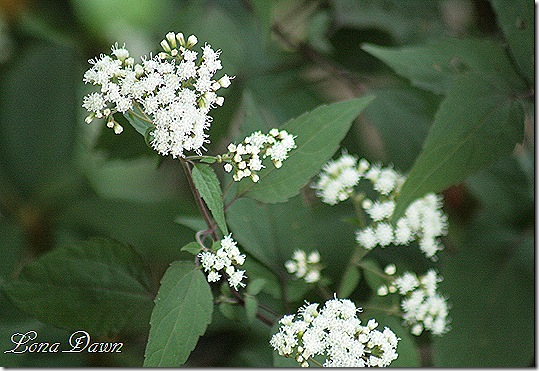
[186,35,198,48]
[113,123,124,134]
[84,113,96,124]
[218,74,232,88]
[176,32,186,46]
[165,32,177,49]
[160,40,171,53]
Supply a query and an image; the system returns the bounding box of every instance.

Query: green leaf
[94,113,155,160]
[227,196,317,272]
[337,265,361,298]
[333,0,445,44]
[362,38,524,94]
[359,259,385,293]
[392,71,526,220]
[175,215,207,232]
[490,0,534,85]
[2,237,154,336]
[236,90,272,140]
[180,242,202,256]
[0,40,79,196]
[191,164,228,235]
[244,295,259,325]
[238,96,375,203]
[247,278,267,296]
[433,214,533,366]
[144,261,213,367]
[250,0,276,45]
[123,105,153,136]
[363,87,440,171]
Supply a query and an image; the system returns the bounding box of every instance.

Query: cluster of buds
[284,250,322,283]
[220,129,296,182]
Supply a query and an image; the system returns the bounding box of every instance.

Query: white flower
[388,270,450,337]
[271,296,399,367]
[356,227,378,250]
[311,152,363,205]
[83,32,233,157]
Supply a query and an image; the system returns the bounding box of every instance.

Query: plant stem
[180,159,219,241]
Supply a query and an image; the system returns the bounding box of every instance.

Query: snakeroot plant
[1,1,532,367]
[78,32,454,368]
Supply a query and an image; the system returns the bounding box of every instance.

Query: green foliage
[144,261,213,367]
[490,0,534,84]
[392,71,526,219]
[2,238,154,336]
[0,0,533,367]
[364,38,529,219]
[238,96,375,203]
[362,38,523,94]
[191,164,228,235]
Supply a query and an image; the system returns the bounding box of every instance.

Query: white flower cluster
[378,268,450,336]
[356,192,448,259]
[82,32,232,158]
[270,297,399,367]
[284,250,322,283]
[198,234,247,290]
[311,153,369,205]
[222,129,296,182]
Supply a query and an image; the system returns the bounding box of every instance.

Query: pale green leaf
[246,278,267,296]
[191,164,228,235]
[144,261,213,367]
[124,105,153,136]
[180,242,202,256]
[337,265,361,298]
[238,96,375,203]
[244,295,259,325]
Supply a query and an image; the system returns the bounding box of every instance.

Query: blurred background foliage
[0,0,533,367]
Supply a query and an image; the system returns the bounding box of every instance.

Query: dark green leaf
[0,40,79,196]
[333,0,445,44]
[238,96,375,203]
[337,265,361,298]
[250,0,276,45]
[191,164,228,235]
[392,71,526,220]
[363,38,524,94]
[363,87,440,171]
[433,214,533,366]
[236,90,271,140]
[490,0,534,84]
[227,196,316,272]
[144,261,213,367]
[2,237,154,336]
[180,242,202,256]
[94,113,155,160]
